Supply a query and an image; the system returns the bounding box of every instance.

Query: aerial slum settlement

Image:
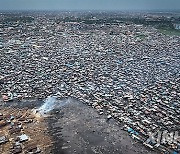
[0,12,180,153]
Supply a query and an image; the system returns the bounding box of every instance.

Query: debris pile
[0,107,52,154]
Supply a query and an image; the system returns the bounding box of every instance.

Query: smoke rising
[36,95,71,115]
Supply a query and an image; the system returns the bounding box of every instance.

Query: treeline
[3,16,34,23]
[56,16,178,30]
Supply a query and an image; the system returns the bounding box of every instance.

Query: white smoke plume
[35,95,71,115]
[38,96,57,114]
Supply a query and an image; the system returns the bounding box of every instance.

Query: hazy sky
[0,0,180,11]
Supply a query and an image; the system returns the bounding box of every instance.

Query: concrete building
[174,23,180,30]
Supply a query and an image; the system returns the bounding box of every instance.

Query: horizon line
[0,9,180,13]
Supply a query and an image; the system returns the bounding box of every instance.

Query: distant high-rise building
[174,23,180,30]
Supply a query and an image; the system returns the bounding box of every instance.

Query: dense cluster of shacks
[0,13,180,153]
